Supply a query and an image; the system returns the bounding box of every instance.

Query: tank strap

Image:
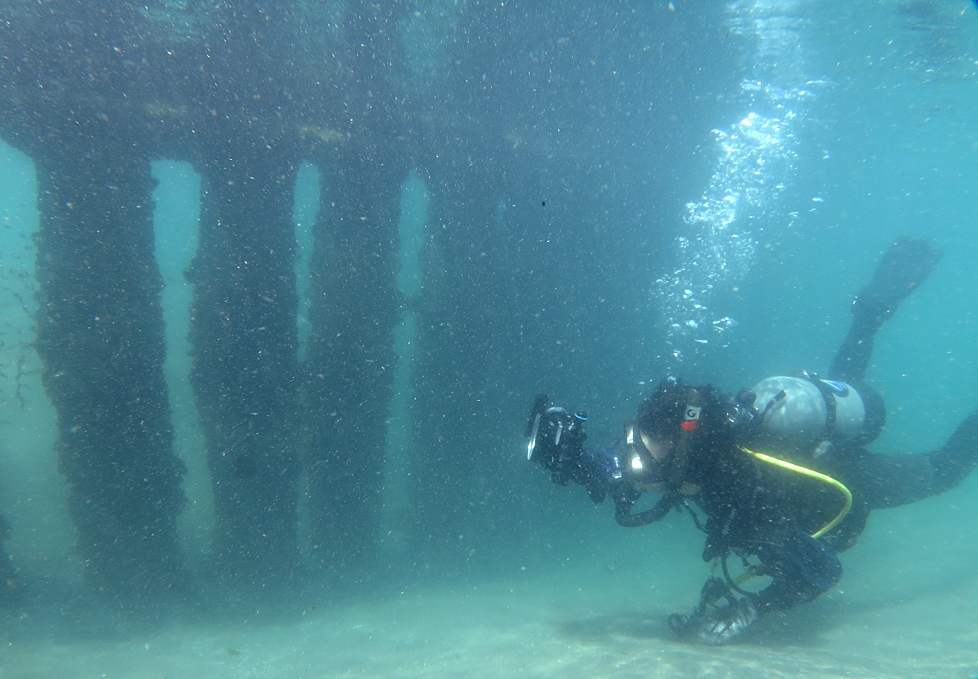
[804,374,838,443]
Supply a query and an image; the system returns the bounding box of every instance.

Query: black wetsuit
[640,388,978,614]
[591,262,977,615]
[595,312,978,615]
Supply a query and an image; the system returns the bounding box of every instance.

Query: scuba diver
[526,237,978,645]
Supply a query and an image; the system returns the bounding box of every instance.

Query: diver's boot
[669,596,761,646]
[852,237,943,325]
[694,596,761,646]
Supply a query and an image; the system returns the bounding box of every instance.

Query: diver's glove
[668,595,760,646]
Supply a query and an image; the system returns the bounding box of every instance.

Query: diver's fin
[852,237,942,322]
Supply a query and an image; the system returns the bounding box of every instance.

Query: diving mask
[623,422,671,485]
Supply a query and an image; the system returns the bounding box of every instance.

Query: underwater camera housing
[524,394,589,485]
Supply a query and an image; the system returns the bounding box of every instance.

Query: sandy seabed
[1,567,976,679]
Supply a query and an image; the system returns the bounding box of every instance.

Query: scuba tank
[748,374,885,457]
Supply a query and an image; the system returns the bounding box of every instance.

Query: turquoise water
[0,0,977,677]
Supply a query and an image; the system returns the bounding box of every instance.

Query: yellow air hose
[739,447,852,538]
